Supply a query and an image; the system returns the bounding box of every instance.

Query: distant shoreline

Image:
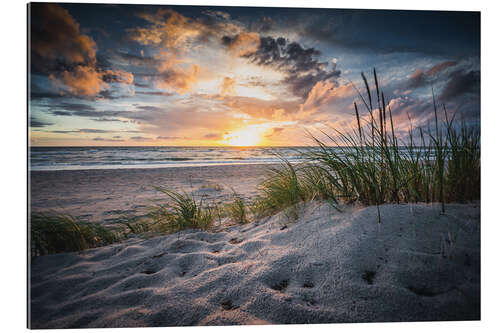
[29,160,286,172]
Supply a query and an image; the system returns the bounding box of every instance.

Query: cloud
[30,4,96,69]
[223,35,341,98]
[130,136,151,141]
[265,127,284,138]
[298,10,479,57]
[129,9,203,52]
[93,137,125,142]
[221,32,261,57]
[30,117,52,128]
[154,52,199,94]
[440,69,480,101]
[49,65,109,96]
[427,61,457,76]
[91,117,129,123]
[300,81,355,114]
[220,77,236,96]
[251,16,274,33]
[203,133,222,139]
[129,8,242,52]
[157,136,187,140]
[210,94,299,120]
[135,91,176,97]
[407,60,458,89]
[49,128,115,134]
[30,3,134,97]
[407,69,426,89]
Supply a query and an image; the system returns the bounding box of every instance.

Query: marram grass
[254,69,480,221]
[30,213,121,257]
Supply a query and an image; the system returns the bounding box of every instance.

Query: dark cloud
[136,105,163,112]
[51,111,72,116]
[135,91,175,97]
[251,16,274,33]
[299,10,479,57]
[427,61,457,76]
[49,128,115,134]
[203,133,222,139]
[49,102,96,112]
[93,137,125,142]
[223,35,340,98]
[407,61,458,89]
[407,69,427,89]
[30,3,134,97]
[114,51,160,67]
[157,135,187,140]
[30,91,65,100]
[80,129,114,133]
[440,69,480,101]
[30,3,97,75]
[130,136,151,141]
[91,117,129,123]
[30,117,53,128]
[43,102,153,121]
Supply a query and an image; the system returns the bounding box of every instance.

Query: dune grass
[147,186,217,233]
[30,213,121,257]
[228,189,249,224]
[253,69,480,220]
[250,159,312,220]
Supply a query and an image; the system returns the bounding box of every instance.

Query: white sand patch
[30,202,480,328]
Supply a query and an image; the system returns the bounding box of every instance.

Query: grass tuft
[228,190,249,224]
[30,213,121,257]
[148,186,216,233]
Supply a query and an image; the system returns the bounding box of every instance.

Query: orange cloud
[154,52,199,94]
[31,4,96,64]
[102,69,134,85]
[427,61,457,76]
[130,9,201,53]
[212,94,299,120]
[225,32,261,57]
[49,67,135,97]
[31,4,134,97]
[300,81,355,115]
[129,8,242,53]
[49,66,107,96]
[220,77,236,96]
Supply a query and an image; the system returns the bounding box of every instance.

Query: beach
[28,143,482,328]
[30,164,273,224]
[30,201,480,327]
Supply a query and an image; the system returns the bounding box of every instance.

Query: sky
[29,3,480,146]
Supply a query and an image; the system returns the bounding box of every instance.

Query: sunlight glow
[223,127,263,146]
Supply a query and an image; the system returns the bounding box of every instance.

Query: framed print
[28,2,480,328]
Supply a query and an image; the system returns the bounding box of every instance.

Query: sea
[29,146,308,171]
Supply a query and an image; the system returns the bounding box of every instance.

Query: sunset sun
[224,128,262,146]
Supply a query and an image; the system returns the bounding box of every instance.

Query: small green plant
[228,190,249,224]
[149,186,216,233]
[30,213,121,257]
[253,159,310,220]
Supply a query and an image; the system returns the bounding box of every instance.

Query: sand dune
[30,202,480,328]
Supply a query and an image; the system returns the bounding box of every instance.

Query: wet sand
[30,164,274,223]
